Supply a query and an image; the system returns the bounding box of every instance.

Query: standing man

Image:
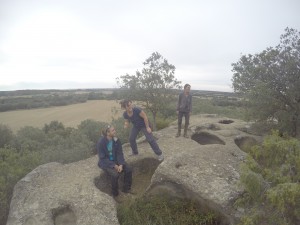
[97,125,132,199]
[120,100,164,161]
[176,84,192,138]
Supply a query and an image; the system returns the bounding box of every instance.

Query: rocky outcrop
[6,114,261,225]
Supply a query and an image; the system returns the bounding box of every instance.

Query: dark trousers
[103,163,132,196]
[129,126,162,155]
[178,111,190,133]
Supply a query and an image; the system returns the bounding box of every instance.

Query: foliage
[155,116,173,130]
[111,117,131,145]
[192,97,246,120]
[117,194,219,225]
[237,131,300,225]
[231,27,300,136]
[0,147,41,225]
[116,52,182,130]
[40,130,93,164]
[12,126,47,152]
[78,119,107,153]
[0,124,14,148]
[0,88,121,112]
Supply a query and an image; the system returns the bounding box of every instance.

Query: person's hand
[118,165,123,173]
[146,127,152,133]
[176,110,179,115]
[124,121,129,129]
[114,165,119,172]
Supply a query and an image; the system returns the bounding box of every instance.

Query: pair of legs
[103,163,132,197]
[177,111,190,137]
[129,126,162,156]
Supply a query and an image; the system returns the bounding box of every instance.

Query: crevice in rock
[144,181,232,225]
[195,123,221,132]
[234,136,259,153]
[52,205,76,225]
[191,132,225,145]
[219,120,234,124]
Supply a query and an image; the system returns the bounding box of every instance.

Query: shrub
[117,194,219,225]
[237,131,300,225]
[0,147,41,225]
[0,124,14,148]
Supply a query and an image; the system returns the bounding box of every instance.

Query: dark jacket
[97,136,126,169]
[177,92,192,113]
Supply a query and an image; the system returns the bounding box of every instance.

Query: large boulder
[7,115,261,225]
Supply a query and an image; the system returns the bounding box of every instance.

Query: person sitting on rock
[96,125,132,198]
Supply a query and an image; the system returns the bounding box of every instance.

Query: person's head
[102,125,116,138]
[120,99,133,112]
[184,84,191,93]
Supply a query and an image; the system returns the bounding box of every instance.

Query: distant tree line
[0,89,121,112]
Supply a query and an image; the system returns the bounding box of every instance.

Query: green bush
[0,147,41,225]
[111,117,131,144]
[237,131,300,225]
[192,98,246,120]
[0,124,14,148]
[117,194,219,225]
[267,183,300,223]
[155,117,172,130]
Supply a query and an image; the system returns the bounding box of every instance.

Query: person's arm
[115,139,125,172]
[189,95,192,114]
[124,119,130,129]
[177,93,182,114]
[139,110,152,133]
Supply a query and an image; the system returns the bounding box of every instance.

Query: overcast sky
[0,0,299,92]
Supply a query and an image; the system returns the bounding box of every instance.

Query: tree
[116,52,182,130]
[231,28,300,137]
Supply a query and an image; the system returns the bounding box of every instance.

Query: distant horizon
[0,80,234,93]
[0,86,234,93]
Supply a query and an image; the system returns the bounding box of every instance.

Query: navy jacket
[97,136,126,169]
[177,92,192,113]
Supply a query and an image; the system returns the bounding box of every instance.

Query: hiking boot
[128,153,138,157]
[122,189,136,195]
[175,132,181,137]
[157,154,164,162]
[183,134,189,138]
[113,195,122,203]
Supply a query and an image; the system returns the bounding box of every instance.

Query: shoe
[128,153,138,157]
[175,132,180,137]
[183,134,189,138]
[113,195,122,203]
[122,189,136,195]
[157,154,164,162]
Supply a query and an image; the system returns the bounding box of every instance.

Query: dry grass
[0,100,122,132]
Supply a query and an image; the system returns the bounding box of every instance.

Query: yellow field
[0,100,122,132]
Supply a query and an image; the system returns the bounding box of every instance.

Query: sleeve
[177,93,181,111]
[97,139,115,169]
[134,107,141,114]
[115,139,125,165]
[123,111,127,119]
[189,95,192,112]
